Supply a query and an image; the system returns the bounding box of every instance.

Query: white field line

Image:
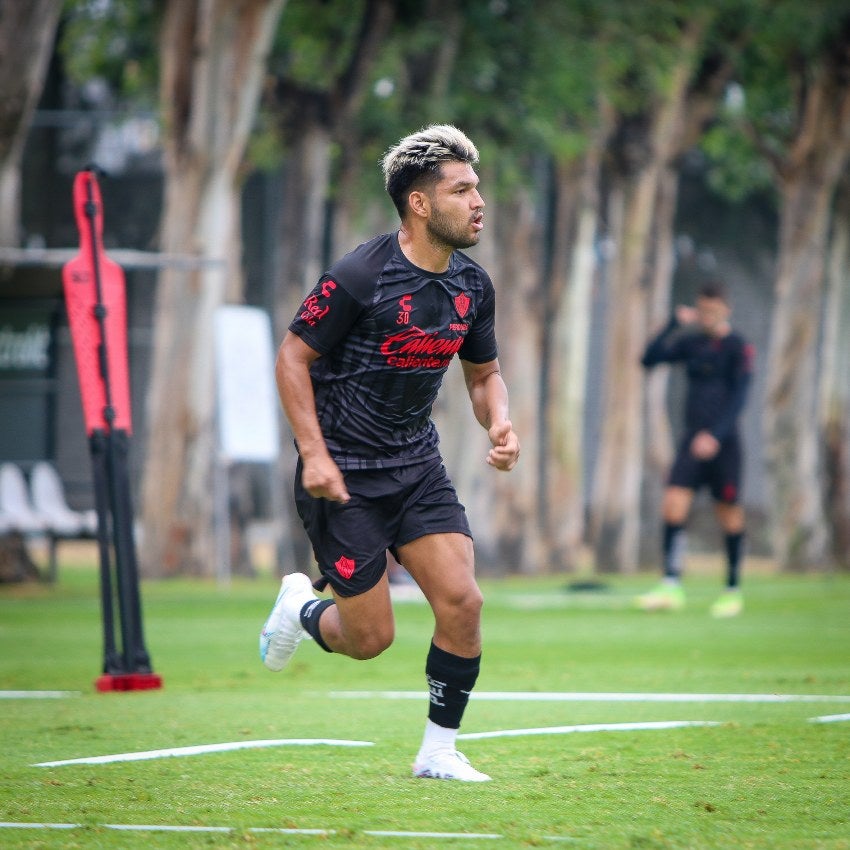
[33,738,373,767]
[329,690,850,703]
[0,823,80,830]
[809,713,850,723]
[0,823,333,835]
[0,690,80,699]
[458,719,721,740]
[0,823,513,839]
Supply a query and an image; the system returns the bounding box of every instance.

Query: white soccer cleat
[412,749,491,782]
[259,572,316,671]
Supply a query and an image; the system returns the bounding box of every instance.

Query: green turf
[1,561,848,849]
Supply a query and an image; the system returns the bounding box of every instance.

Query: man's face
[695,296,731,335]
[424,161,485,250]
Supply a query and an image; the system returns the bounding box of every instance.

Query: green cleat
[710,589,743,618]
[635,582,685,612]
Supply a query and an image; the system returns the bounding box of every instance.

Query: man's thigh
[398,532,478,608]
[398,532,482,655]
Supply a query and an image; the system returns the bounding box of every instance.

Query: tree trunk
[590,18,721,573]
[477,184,543,572]
[590,164,653,573]
[763,45,850,570]
[821,179,850,568]
[140,0,286,577]
[0,0,63,247]
[638,163,678,566]
[0,0,63,576]
[541,138,606,570]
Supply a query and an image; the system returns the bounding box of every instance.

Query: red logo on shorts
[454,293,470,318]
[335,555,356,579]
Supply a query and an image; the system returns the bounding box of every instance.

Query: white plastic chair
[0,463,45,533]
[30,461,98,536]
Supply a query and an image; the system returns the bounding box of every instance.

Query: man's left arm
[461,358,520,471]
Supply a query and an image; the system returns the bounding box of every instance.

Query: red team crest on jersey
[335,555,356,579]
[454,293,470,318]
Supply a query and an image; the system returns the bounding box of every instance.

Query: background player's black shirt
[288,232,498,469]
[641,317,754,441]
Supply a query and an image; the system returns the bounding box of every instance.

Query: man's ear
[407,190,430,219]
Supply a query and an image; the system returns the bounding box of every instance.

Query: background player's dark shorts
[668,432,742,503]
[294,456,471,597]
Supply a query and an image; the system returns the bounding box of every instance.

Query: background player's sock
[724,531,744,588]
[662,523,686,581]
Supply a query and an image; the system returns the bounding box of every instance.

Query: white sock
[417,719,457,758]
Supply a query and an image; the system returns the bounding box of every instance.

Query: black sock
[725,532,744,589]
[299,598,335,653]
[425,642,481,730]
[662,523,686,579]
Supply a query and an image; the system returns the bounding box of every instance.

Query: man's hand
[300,454,350,503]
[690,430,720,460]
[486,420,520,471]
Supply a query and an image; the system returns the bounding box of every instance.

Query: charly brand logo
[335,555,356,579]
[453,293,470,318]
[397,294,412,325]
[0,324,50,370]
[380,326,464,369]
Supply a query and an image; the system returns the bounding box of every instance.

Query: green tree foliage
[699,0,850,203]
[59,0,160,106]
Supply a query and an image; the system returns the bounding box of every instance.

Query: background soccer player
[259,125,520,781]
[636,281,754,617]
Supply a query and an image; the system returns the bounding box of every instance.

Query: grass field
[1,550,848,849]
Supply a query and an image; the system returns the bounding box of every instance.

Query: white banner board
[214,305,280,463]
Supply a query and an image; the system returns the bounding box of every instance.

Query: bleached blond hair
[381,124,479,217]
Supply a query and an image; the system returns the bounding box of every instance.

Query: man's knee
[438,580,484,624]
[662,487,692,524]
[715,502,744,533]
[345,621,395,660]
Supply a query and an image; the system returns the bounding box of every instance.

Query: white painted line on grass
[329,690,850,703]
[106,824,232,833]
[0,823,512,840]
[0,823,334,836]
[0,823,80,830]
[33,738,374,767]
[458,720,721,740]
[809,713,850,723]
[0,690,80,699]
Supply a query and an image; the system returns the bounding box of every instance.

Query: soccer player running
[260,125,520,781]
[636,281,754,618]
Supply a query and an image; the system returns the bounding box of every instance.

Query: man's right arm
[641,314,686,368]
[275,331,350,503]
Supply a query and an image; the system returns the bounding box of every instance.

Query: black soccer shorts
[293,455,472,597]
[668,431,743,504]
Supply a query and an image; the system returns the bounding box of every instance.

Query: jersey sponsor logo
[380,326,464,369]
[454,293,470,318]
[300,280,337,326]
[334,554,356,579]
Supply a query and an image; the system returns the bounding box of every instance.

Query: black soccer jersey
[288,232,498,469]
[642,317,754,441]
